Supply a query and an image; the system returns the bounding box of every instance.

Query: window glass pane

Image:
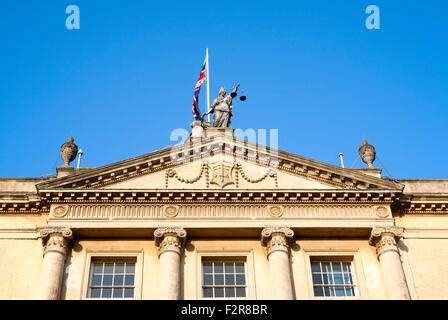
[93,263,103,274]
[333,273,343,285]
[322,273,330,285]
[214,263,223,273]
[103,275,113,286]
[91,274,102,286]
[312,273,322,285]
[214,288,224,297]
[203,274,213,286]
[313,286,324,297]
[343,273,352,285]
[115,263,124,274]
[203,288,213,298]
[90,288,101,298]
[125,264,135,274]
[225,275,235,285]
[224,263,234,273]
[345,287,354,296]
[214,274,224,285]
[124,288,134,298]
[236,287,246,297]
[113,288,123,298]
[335,286,345,296]
[113,275,124,286]
[104,263,114,274]
[102,288,112,298]
[333,262,342,273]
[342,262,351,273]
[322,262,331,273]
[324,286,331,296]
[236,274,246,285]
[235,263,245,273]
[125,275,135,286]
[311,262,321,273]
[203,263,213,274]
[225,287,235,298]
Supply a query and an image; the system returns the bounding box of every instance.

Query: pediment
[36,135,403,192]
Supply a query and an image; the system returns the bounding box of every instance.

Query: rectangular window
[310,258,358,297]
[202,259,248,298]
[87,259,136,299]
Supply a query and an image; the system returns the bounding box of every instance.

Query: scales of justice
[201,83,247,129]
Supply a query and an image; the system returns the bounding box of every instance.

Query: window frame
[81,250,144,300]
[195,249,256,300]
[303,249,368,300]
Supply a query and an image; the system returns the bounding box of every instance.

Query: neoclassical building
[0,122,447,300]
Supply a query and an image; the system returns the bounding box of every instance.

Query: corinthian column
[154,227,187,300]
[261,227,295,300]
[38,227,73,300]
[369,227,410,300]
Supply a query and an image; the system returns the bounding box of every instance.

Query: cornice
[35,136,402,191]
[38,189,401,204]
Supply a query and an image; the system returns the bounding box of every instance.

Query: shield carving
[209,162,235,188]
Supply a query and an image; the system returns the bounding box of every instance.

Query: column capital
[369,226,404,257]
[154,227,187,256]
[38,227,73,257]
[261,226,294,256]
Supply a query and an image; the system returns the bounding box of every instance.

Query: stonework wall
[0,239,43,299]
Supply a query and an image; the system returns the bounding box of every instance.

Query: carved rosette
[369,226,404,257]
[38,227,73,257]
[154,227,187,256]
[261,227,294,257]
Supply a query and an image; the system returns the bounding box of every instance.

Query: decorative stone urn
[60,137,78,167]
[358,139,376,169]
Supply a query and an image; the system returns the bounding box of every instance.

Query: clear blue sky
[0,0,447,179]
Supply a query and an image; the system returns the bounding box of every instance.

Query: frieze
[48,204,384,220]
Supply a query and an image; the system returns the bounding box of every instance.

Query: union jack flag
[192,57,207,120]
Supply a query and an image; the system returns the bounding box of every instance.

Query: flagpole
[206,48,210,123]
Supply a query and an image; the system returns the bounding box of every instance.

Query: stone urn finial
[60,137,78,167]
[358,139,376,169]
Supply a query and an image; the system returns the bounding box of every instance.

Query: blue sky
[0,0,447,179]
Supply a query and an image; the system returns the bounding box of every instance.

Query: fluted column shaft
[38,227,73,300]
[261,227,294,300]
[154,227,187,300]
[369,227,410,300]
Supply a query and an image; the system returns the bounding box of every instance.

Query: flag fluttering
[192,57,207,121]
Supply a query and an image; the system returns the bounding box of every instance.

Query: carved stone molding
[38,227,73,257]
[154,227,187,256]
[261,226,294,256]
[369,226,404,257]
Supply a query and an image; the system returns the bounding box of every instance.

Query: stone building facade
[1,125,447,300]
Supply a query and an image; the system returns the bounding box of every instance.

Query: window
[310,259,358,297]
[87,259,136,299]
[202,260,248,298]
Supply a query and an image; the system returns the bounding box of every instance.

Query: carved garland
[165,162,209,188]
[234,162,278,188]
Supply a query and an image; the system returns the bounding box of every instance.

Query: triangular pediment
[36,134,403,192]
